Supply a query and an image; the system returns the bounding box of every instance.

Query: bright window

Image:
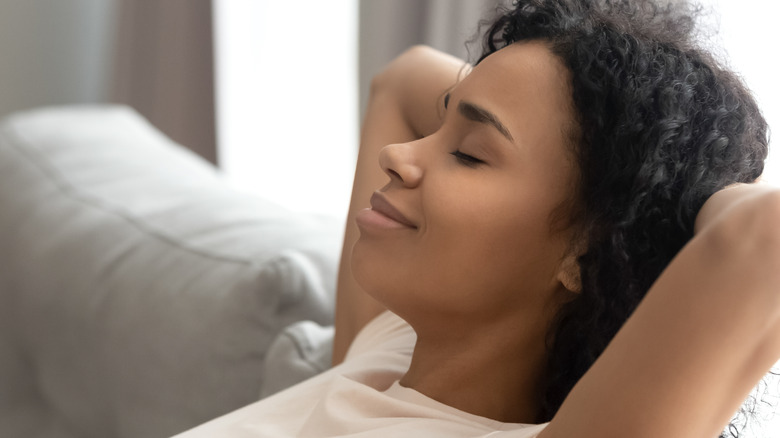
[213,1,358,218]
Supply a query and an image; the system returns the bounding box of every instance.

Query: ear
[556,252,582,294]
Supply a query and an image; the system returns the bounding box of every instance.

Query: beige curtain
[111,1,501,162]
[112,0,217,165]
[358,0,504,118]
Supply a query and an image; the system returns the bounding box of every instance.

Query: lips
[369,192,417,229]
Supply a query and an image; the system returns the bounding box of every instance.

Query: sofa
[0,106,342,438]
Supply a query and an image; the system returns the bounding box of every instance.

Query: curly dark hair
[476,0,770,436]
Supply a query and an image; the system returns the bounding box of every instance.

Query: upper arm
[331,46,468,365]
[540,187,780,438]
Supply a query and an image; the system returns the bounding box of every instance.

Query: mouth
[359,191,417,229]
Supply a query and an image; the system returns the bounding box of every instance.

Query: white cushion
[0,106,341,438]
[260,320,335,399]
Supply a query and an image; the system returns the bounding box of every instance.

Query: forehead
[452,41,575,150]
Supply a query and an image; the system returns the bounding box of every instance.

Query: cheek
[430,180,550,251]
[350,174,572,317]
[420,190,560,293]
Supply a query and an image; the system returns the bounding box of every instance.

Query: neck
[399,313,550,424]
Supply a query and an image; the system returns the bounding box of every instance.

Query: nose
[378,141,423,188]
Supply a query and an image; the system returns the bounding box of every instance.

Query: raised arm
[332,46,468,365]
[541,183,780,438]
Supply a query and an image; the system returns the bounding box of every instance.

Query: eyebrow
[457,100,514,142]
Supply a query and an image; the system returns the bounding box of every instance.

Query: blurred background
[0,0,778,435]
[0,0,502,219]
[0,0,777,218]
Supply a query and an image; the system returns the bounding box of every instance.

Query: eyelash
[450,150,484,167]
[444,95,484,168]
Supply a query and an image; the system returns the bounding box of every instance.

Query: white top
[173,311,549,438]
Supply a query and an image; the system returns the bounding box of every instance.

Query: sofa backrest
[0,106,341,438]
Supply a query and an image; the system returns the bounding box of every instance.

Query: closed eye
[450,150,484,167]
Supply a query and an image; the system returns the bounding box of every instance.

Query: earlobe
[557,253,582,293]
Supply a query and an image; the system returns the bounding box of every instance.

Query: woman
[178,1,778,437]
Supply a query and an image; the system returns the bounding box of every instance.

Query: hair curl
[477,1,770,436]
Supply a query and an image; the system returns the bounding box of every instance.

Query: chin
[350,240,380,293]
[350,239,403,308]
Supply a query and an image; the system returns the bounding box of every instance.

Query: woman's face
[352,42,579,330]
